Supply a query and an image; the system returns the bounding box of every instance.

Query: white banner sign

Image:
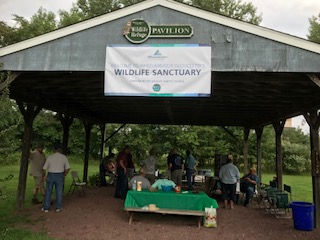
[105,44,211,97]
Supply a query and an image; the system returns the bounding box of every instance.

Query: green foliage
[175,0,262,24]
[308,14,320,43]
[0,8,58,46]
[88,172,101,187]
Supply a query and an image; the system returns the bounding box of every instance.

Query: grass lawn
[0,160,100,240]
[261,173,313,202]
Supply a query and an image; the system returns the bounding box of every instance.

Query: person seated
[270,176,277,188]
[149,172,176,192]
[240,167,260,207]
[128,168,151,190]
[100,153,116,186]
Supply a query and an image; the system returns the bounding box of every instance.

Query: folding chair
[268,184,292,218]
[67,171,86,195]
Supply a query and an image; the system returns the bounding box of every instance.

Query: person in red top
[114,145,131,199]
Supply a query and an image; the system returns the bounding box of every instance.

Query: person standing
[168,148,184,187]
[29,142,46,204]
[42,143,70,213]
[219,154,240,209]
[114,145,131,199]
[126,152,135,180]
[141,148,157,184]
[185,149,196,190]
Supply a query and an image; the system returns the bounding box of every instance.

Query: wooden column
[59,113,73,155]
[243,128,250,174]
[255,127,264,183]
[99,124,106,162]
[272,120,285,191]
[304,110,320,228]
[16,102,41,209]
[83,121,93,182]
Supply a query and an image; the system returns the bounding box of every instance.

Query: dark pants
[221,182,237,202]
[186,169,195,189]
[114,168,127,199]
[241,185,255,205]
[99,163,107,186]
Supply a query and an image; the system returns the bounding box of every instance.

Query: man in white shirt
[42,143,70,213]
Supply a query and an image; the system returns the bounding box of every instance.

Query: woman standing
[219,154,240,209]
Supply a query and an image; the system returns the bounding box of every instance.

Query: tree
[307,14,320,43]
[176,0,262,24]
[0,8,58,46]
[0,68,22,164]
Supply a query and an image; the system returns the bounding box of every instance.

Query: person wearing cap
[42,143,70,213]
[240,167,260,207]
[29,142,46,204]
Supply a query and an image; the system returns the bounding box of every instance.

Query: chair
[67,171,86,195]
[269,184,292,218]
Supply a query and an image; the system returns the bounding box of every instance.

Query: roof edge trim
[1,0,320,56]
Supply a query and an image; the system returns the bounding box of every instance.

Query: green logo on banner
[123,19,193,44]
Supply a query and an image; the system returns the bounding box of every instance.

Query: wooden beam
[255,127,264,183]
[272,120,285,191]
[16,101,42,209]
[243,128,250,175]
[304,110,320,228]
[59,113,74,155]
[83,121,93,182]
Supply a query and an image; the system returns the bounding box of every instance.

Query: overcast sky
[0,0,316,132]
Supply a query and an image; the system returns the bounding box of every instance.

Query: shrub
[88,173,101,187]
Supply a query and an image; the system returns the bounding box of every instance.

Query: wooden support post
[99,124,106,162]
[273,120,285,191]
[255,127,264,183]
[16,101,41,209]
[59,113,73,155]
[83,121,93,183]
[243,128,250,175]
[304,110,320,228]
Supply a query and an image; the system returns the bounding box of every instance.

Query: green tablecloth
[124,190,219,210]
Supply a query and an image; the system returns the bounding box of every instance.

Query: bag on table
[204,206,217,228]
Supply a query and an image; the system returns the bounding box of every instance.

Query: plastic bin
[290,201,314,231]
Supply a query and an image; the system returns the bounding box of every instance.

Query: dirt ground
[21,186,320,240]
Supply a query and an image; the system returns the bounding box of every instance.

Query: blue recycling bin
[290,201,314,231]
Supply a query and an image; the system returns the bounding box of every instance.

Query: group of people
[112,146,197,199]
[167,148,197,190]
[219,154,259,209]
[128,168,176,192]
[29,142,71,213]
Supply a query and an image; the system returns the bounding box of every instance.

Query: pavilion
[0,0,319,227]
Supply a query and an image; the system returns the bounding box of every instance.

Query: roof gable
[1,0,320,57]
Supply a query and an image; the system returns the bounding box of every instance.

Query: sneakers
[55,208,62,213]
[41,208,49,213]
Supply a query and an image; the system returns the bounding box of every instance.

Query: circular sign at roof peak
[123,19,151,44]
